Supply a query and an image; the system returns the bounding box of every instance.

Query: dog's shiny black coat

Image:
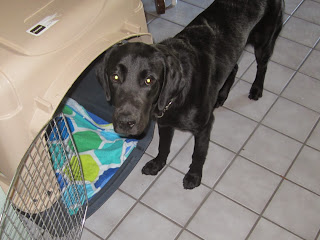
[97,0,284,189]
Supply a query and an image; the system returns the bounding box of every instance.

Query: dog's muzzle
[113,109,148,136]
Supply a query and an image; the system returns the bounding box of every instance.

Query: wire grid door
[0,113,88,240]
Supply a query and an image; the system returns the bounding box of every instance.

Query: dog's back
[167,0,282,60]
[157,0,284,105]
[178,0,283,43]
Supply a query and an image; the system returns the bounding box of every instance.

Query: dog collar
[156,100,173,118]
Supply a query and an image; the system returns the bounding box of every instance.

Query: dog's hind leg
[142,125,174,175]
[249,11,283,100]
[183,113,214,189]
[214,64,238,108]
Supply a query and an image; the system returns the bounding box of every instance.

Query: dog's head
[97,42,184,136]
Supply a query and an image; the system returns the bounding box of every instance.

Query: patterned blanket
[49,98,137,214]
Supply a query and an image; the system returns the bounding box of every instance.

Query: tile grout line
[241,150,320,197]
[83,227,104,240]
[103,193,139,240]
[245,113,318,240]
[104,134,193,239]
[244,108,319,237]
[240,52,320,83]
[232,37,320,150]
[225,88,320,121]
[147,12,187,28]
[262,216,307,240]
[245,10,320,238]
[119,188,187,229]
[285,13,320,31]
[208,118,320,198]
[223,100,319,147]
[146,0,205,28]
[179,0,207,10]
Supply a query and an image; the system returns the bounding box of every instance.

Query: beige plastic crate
[0,0,152,193]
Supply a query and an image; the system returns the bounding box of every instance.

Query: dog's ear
[96,46,116,101]
[157,54,184,111]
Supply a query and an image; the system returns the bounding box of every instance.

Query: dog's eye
[145,77,154,85]
[111,74,120,82]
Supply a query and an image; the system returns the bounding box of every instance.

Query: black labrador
[97,0,284,189]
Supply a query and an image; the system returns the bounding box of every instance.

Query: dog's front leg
[142,125,174,176]
[183,114,214,189]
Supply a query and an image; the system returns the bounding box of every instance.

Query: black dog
[97,0,284,189]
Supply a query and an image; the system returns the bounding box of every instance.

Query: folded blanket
[49,98,137,215]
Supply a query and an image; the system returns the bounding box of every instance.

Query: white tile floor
[82,0,320,239]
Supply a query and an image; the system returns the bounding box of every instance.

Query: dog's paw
[249,86,263,100]
[183,171,202,189]
[142,159,166,175]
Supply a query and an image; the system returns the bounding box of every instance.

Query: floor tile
[146,124,191,160]
[284,0,304,14]
[240,125,302,175]
[141,167,210,225]
[211,107,257,152]
[248,218,303,240]
[287,146,320,195]
[145,13,156,24]
[182,0,214,9]
[187,191,258,240]
[171,139,235,187]
[282,72,320,112]
[81,229,102,240]
[241,61,295,95]
[299,49,320,81]
[85,190,135,239]
[159,1,204,26]
[215,157,281,213]
[262,97,319,142]
[147,18,184,43]
[119,154,157,199]
[271,37,311,70]
[264,180,320,240]
[109,203,181,240]
[236,51,256,78]
[307,120,320,151]
[244,43,254,54]
[280,16,320,47]
[177,230,202,240]
[224,80,278,121]
[294,0,320,25]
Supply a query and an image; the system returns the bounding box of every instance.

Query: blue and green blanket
[49,98,137,214]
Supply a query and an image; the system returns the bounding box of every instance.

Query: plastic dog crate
[0,0,153,239]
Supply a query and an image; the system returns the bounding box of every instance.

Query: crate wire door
[0,114,88,240]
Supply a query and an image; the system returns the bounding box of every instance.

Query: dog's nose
[119,119,136,129]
